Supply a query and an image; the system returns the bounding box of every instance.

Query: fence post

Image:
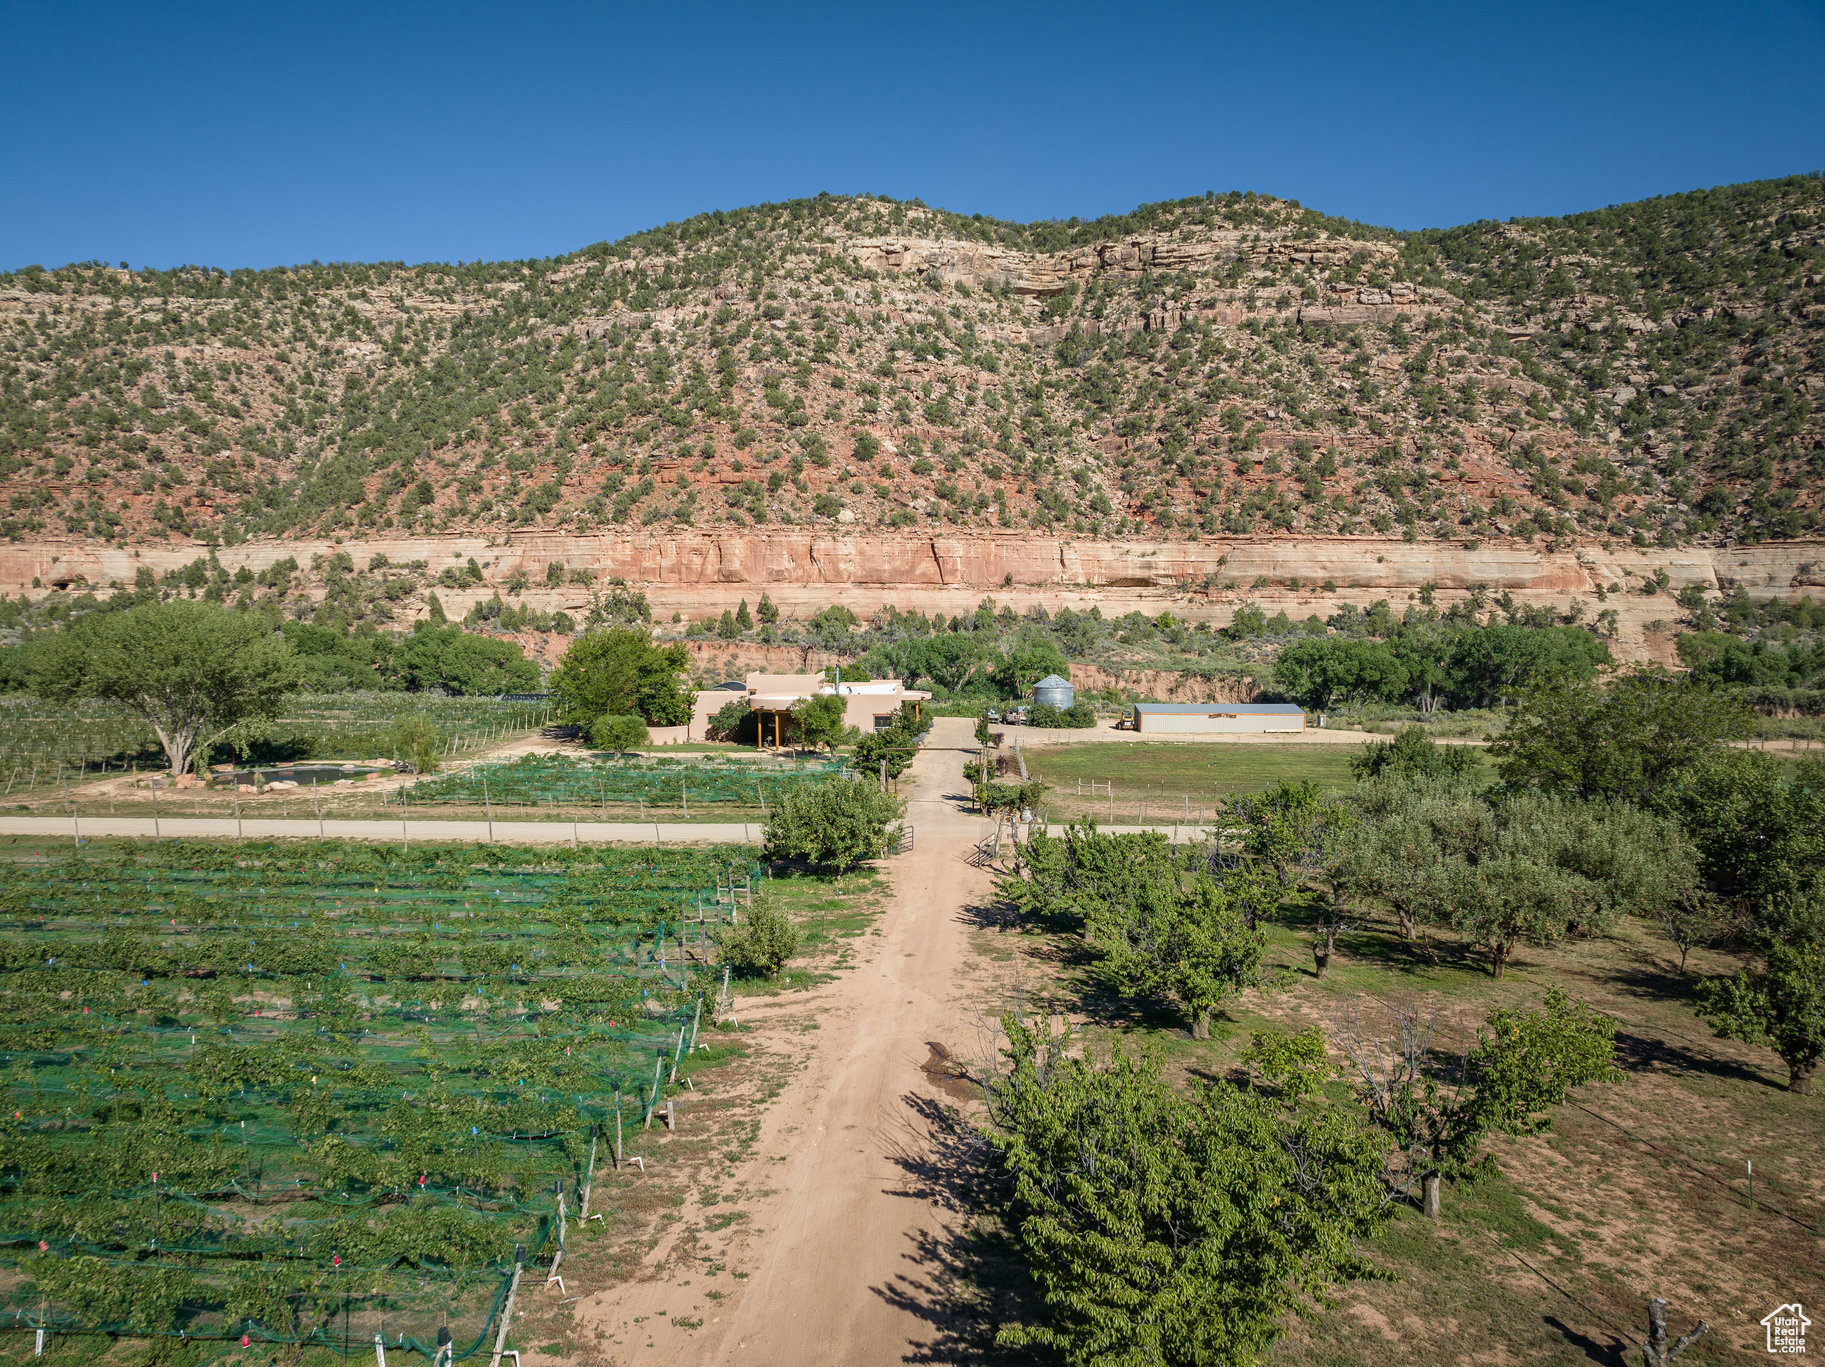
[483,771,494,845]
[614,1093,623,1167]
[234,785,243,844]
[402,783,409,854]
[488,1249,525,1367]
[579,1126,599,1220]
[688,995,703,1053]
[643,1051,663,1129]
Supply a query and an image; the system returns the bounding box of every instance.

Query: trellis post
[487,1247,525,1367]
[643,1051,663,1129]
[579,1125,599,1219]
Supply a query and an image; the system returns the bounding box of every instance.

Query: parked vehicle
[984,708,1001,723]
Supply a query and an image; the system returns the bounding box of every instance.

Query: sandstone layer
[9,533,1821,661]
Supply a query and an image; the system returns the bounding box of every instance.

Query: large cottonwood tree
[32,600,295,777]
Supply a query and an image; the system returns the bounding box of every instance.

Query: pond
[215,762,399,786]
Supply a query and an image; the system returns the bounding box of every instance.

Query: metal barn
[1132,702,1307,734]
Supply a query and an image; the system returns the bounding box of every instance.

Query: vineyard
[0,838,755,1359]
[0,694,554,802]
[390,752,853,820]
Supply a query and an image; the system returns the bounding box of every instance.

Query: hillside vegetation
[1,177,1821,548]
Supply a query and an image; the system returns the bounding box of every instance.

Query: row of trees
[985,989,1618,1365]
[280,621,538,695]
[1264,670,1825,1092]
[1273,623,1610,711]
[980,666,1825,1362]
[1,596,541,699]
[1491,672,1825,1094]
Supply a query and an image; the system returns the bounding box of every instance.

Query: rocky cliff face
[11,530,1819,661]
[842,229,1404,297]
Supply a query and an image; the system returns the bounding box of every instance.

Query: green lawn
[1023,742,1360,822]
[1023,739,1492,822]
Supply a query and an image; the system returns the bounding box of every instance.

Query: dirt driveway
[569,715,998,1364]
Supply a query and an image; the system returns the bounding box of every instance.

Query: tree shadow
[1611,1028,1777,1088]
[959,894,1019,934]
[1543,1316,1632,1366]
[873,1092,1060,1365]
[1331,923,1471,976]
[1186,1063,1255,1091]
[1054,978,1197,1036]
[1604,962,1703,1005]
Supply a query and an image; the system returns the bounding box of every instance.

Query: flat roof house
[690,673,929,748]
[1132,702,1307,735]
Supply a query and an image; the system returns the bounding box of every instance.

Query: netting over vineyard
[394,752,853,810]
[0,840,757,1357]
[0,693,553,799]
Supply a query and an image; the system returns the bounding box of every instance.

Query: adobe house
[690,673,929,749]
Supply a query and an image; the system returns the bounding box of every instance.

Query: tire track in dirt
[568,717,994,1364]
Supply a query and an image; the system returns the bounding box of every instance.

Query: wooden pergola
[753,705,794,752]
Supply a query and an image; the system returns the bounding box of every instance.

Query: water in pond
[219,763,395,786]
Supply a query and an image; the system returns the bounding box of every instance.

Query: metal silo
[1032,673,1075,709]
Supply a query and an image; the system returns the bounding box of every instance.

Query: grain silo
[1032,673,1075,709]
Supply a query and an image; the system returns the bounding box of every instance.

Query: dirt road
[573,716,998,1364]
[0,815,762,844]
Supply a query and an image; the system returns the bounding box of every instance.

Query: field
[385,752,852,824]
[0,695,555,804]
[1021,741,1486,822]
[0,837,762,1361]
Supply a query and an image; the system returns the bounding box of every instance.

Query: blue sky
[4,0,1822,271]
